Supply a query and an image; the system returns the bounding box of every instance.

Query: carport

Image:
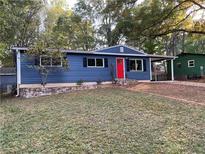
[0,67,16,94]
[148,55,176,81]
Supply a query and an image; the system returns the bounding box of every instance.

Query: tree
[111,0,205,55]
[73,0,129,47]
[132,0,205,38]
[73,0,96,50]
[28,34,69,86]
[44,0,67,33]
[52,11,95,50]
[0,0,43,46]
[0,0,43,66]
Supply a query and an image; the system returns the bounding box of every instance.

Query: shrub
[97,79,102,85]
[76,80,84,85]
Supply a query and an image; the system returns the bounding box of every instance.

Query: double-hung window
[40,56,62,67]
[129,59,143,71]
[188,60,195,68]
[87,58,104,68]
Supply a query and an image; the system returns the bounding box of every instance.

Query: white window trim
[129,59,144,72]
[40,55,63,67]
[87,58,104,68]
[188,60,195,68]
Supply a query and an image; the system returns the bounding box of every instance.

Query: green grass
[1,88,205,153]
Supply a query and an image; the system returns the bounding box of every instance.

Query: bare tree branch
[141,1,205,38]
[190,0,205,9]
[140,0,190,34]
[151,28,205,37]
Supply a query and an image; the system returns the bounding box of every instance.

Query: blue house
[12,45,175,96]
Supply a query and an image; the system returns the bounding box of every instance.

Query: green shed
[170,53,205,80]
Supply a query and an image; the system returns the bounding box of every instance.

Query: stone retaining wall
[20,85,98,98]
[19,80,148,98]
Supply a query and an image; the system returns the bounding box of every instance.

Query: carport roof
[150,55,175,62]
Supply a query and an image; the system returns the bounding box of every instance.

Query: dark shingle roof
[177,52,205,56]
[0,67,16,75]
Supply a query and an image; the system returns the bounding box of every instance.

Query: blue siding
[21,54,116,84]
[126,58,150,80]
[21,54,42,84]
[96,45,145,55]
[0,75,16,91]
[21,53,150,84]
[124,46,145,55]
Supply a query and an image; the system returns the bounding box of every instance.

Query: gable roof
[12,45,175,60]
[94,45,147,55]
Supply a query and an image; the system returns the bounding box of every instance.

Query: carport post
[16,49,21,96]
[171,59,174,81]
[149,58,152,81]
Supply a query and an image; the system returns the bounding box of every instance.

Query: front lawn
[1,88,205,153]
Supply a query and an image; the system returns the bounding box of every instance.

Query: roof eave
[148,54,176,59]
[12,47,29,50]
[11,47,175,59]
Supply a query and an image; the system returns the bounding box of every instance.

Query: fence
[152,72,170,81]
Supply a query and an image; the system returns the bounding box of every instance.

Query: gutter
[12,47,175,59]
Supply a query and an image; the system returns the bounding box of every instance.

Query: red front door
[116,58,124,79]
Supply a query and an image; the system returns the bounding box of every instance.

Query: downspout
[16,84,20,97]
[16,49,21,97]
[171,59,174,81]
[149,58,152,81]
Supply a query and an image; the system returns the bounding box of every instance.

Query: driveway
[127,82,205,106]
[151,81,205,88]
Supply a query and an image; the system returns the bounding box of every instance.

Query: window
[40,56,62,67]
[188,60,195,68]
[87,59,95,67]
[87,58,104,67]
[52,57,63,66]
[41,56,51,66]
[96,59,104,67]
[130,60,136,71]
[129,59,143,71]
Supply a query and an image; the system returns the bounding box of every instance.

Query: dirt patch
[188,78,205,83]
[127,83,205,106]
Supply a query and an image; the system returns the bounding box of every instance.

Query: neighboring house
[12,45,175,96]
[0,67,16,93]
[171,53,205,80]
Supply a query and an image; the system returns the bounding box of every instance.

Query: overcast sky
[67,0,77,8]
[67,0,145,8]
